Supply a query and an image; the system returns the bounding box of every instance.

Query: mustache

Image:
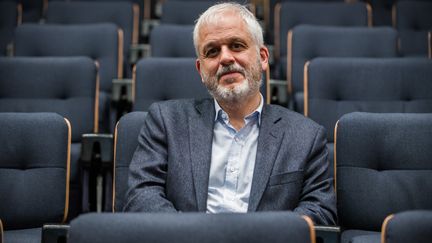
[216,64,245,80]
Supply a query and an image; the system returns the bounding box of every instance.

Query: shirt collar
[213,93,264,126]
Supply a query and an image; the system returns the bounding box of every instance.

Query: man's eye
[205,48,219,57]
[231,43,245,50]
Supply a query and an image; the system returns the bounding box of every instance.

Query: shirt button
[230,167,235,172]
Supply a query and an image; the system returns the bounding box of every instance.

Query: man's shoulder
[148,98,213,115]
[264,104,323,131]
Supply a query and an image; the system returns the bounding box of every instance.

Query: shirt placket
[224,134,243,203]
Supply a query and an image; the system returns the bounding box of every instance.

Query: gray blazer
[124,99,337,225]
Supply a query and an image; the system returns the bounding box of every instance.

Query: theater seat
[13,23,121,133]
[394,1,432,57]
[274,1,370,80]
[149,25,195,57]
[381,210,432,243]
[0,113,70,243]
[69,212,315,243]
[288,25,398,112]
[45,0,139,77]
[304,57,432,177]
[161,0,221,25]
[112,112,147,212]
[0,56,98,220]
[132,57,210,111]
[335,112,432,243]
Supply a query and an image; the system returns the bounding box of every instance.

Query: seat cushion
[341,229,380,243]
[4,228,41,243]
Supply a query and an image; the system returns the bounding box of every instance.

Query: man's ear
[196,59,204,83]
[259,46,270,71]
[196,58,201,73]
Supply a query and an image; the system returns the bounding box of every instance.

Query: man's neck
[217,92,261,131]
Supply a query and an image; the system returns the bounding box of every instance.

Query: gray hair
[193,2,264,57]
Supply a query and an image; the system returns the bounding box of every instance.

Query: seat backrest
[0,112,71,229]
[45,0,144,29]
[161,0,219,25]
[133,57,210,111]
[150,24,195,57]
[305,57,432,143]
[382,210,432,243]
[289,25,398,96]
[69,212,315,243]
[0,56,97,142]
[113,112,147,212]
[46,1,139,52]
[275,1,370,72]
[13,23,121,93]
[0,1,21,56]
[394,1,432,57]
[336,112,432,231]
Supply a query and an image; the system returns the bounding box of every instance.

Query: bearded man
[124,2,336,226]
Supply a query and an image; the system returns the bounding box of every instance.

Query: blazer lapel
[188,99,215,211]
[248,105,285,211]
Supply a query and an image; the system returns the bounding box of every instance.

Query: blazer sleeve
[123,103,178,212]
[293,126,337,225]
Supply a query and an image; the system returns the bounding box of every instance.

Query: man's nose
[219,46,235,66]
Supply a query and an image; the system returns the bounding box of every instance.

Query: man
[124,2,336,225]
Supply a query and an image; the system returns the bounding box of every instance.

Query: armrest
[315,225,340,243]
[80,134,114,166]
[142,19,160,40]
[80,134,114,212]
[129,44,151,64]
[41,224,69,243]
[111,79,133,103]
[111,79,134,121]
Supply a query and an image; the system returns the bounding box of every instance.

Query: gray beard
[201,60,262,104]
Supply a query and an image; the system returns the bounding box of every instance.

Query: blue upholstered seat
[13,23,121,133]
[394,1,432,57]
[133,57,210,111]
[150,25,195,57]
[112,112,147,212]
[69,212,315,243]
[275,1,370,80]
[0,113,70,243]
[161,0,223,25]
[289,25,398,112]
[45,0,139,77]
[382,210,432,243]
[305,57,432,173]
[335,112,432,243]
[0,56,98,219]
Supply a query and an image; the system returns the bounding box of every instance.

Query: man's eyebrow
[202,37,247,50]
[202,42,217,51]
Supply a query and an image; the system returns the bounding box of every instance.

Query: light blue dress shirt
[206,95,263,213]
